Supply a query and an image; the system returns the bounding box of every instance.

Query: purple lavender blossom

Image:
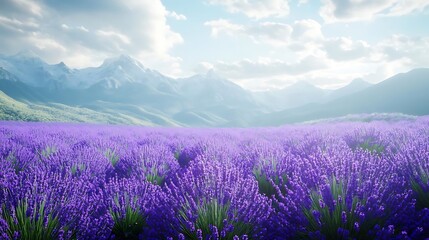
[0,118,428,239]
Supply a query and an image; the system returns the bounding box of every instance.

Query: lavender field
[1,119,429,240]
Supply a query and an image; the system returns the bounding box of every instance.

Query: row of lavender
[0,119,428,239]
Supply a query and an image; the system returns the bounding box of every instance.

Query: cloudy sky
[0,0,428,90]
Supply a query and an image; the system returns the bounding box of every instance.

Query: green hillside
[0,90,153,125]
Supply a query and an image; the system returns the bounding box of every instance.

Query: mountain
[72,55,173,89]
[178,70,255,108]
[0,67,49,102]
[255,81,331,111]
[255,78,372,111]
[256,68,429,125]
[0,90,155,125]
[79,56,183,114]
[302,113,417,124]
[327,78,372,101]
[174,70,265,126]
[0,51,73,90]
[0,52,428,127]
[0,53,263,126]
[0,52,175,91]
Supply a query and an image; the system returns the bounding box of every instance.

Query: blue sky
[0,0,428,90]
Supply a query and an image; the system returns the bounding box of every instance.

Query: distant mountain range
[0,51,428,127]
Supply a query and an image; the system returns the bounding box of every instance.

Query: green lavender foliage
[70,163,86,176]
[1,200,61,240]
[195,200,229,236]
[253,167,277,197]
[105,149,120,167]
[302,178,384,240]
[143,165,166,186]
[110,196,146,240]
[252,154,287,204]
[174,150,180,161]
[410,167,429,210]
[41,146,56,158]
[253,167,287,199]
[358,139,384,154]
[5,151,25,173]
[178,199,252,239]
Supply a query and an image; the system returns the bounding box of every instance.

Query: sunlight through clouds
[0,0,184,75]
[0,0,428,90]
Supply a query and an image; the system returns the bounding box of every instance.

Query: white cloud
[206,0,290,19]
[202,16,429,90]
[205,19,324,46]
[28,33,67,52]
[203,17,419,88]
[207,55,328,79]
[291,19,323,41]
[79,26,89,32]
[166,11,187,20]
[96,30,131,45]
[0,0,184,76]
[323,37,371,61]
[205,19,294,46]
[298,0,308,6]
[137,52,184,77]
[194,62,215,74]
[0,16,39,33]
[246,22,293,45]
[377,35,429,67]
[195,55,330,90]
[320,0,429,23]
[387,0,429,16]
[204,18,370,61]
[7,0,43,17]
[291,35,429,88]
[204,19,244,37]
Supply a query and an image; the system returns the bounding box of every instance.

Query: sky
[0,0,428,91]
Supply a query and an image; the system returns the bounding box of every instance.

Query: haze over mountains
[0,51,428,127]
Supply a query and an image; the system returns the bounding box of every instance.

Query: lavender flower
[0,118,428,238]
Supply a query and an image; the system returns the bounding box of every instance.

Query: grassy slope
[0,90,154,125]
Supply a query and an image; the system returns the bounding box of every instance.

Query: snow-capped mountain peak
[204,69,222,79]
[101,54,146,72]
[0,51,64,88]
[64,55,168,89]
[0,53,171,89]
[12,50,41,60]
